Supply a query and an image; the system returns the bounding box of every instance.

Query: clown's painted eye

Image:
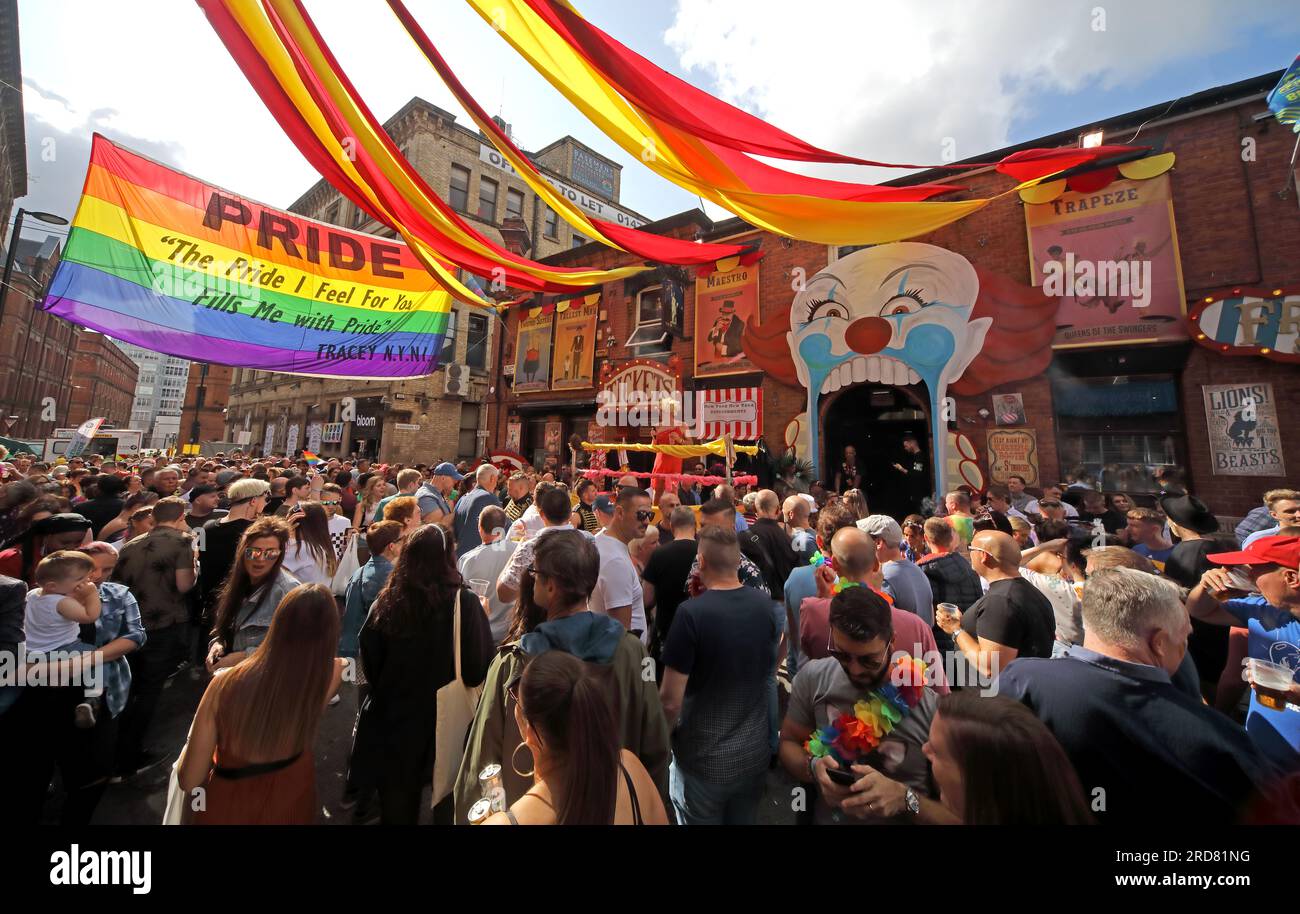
[802,298,850,322]
[882,288,928,316]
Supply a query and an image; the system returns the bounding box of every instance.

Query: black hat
[1158,493,1219,535]
[30,513,93,536]
[189,484,220,499]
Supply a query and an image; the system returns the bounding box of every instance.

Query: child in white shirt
[24,550,102,727]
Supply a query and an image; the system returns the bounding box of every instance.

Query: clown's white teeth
[821,358,923,393]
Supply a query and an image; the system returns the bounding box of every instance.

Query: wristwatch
[904,788,920,815]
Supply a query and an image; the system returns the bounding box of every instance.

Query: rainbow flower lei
[805,656,929,767]
[810,549,864,595]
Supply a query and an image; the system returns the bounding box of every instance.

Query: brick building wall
[178,362,234,446]
[489,75,1298,518]
[228,97,646,463]
[68,332,139,428]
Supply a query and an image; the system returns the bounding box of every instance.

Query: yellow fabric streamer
[465,0,1061,245]
[581,439,759,458]
[229,0,648,306]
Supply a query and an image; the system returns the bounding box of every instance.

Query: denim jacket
[90,582,147,718]
[340,555,392,658]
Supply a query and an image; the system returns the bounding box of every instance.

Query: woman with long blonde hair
[353,475,388,530]
[179,583,344,824]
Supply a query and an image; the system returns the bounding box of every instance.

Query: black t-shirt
[78,496,124,539]
[1077,509,1127,534]
[660,586,780,782]
[1163,539,1215,589]
[186,509,228,530]
[749,517,799,600]
[962,577,1055,658]
[197,517,254,614]
[643,538,698,643]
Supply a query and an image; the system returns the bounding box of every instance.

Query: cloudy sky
[10,0,1300,249]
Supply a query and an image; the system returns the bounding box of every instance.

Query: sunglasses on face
[634,509,655,521]
[321,500,340,506]
[1040,502,1062,508]
[827,633,893,670]
[243,547,282,561]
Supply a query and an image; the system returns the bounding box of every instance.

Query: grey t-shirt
[883,559,935,626]
[787,657,936,825]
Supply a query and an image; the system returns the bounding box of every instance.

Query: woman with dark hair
[0,513,92,585]
[923,690,1093,824]
[485,651,667,825]
[179,583,344,824]
[454,529,670,823]
[99,491,158,547]
[282,502,337,585]
[0,480,39,545]
[352,524,494,824]
[206,517,298,672]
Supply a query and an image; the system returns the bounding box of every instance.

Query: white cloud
[665,0,1294,183]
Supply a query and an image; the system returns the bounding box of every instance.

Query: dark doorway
[822,383,930,518]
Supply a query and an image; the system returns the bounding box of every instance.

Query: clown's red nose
[845,316,892,354]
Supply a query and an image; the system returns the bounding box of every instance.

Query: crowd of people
[0,444,1297,826]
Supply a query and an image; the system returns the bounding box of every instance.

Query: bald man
[783,495,816,564]
[934,530,1055,678]
[748,489,799,600]
[798,527,948,692]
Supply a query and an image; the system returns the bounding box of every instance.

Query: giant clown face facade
[745,242,1058,499]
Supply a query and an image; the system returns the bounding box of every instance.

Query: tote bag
[431,589,482,806]
[331,528,361,597]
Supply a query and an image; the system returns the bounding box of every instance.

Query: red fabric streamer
[522,0,1148,182]
[386,0,750,267]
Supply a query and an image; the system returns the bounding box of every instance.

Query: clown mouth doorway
[822,382,930,518]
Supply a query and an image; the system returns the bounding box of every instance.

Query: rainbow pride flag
[44,135,455,378]
[302,450,322,465]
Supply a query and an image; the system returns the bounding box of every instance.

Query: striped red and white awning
[693,388,762,440]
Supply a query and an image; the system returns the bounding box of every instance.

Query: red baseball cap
[1207,535,1300,568]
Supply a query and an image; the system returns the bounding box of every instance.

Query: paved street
[45,665,799,826]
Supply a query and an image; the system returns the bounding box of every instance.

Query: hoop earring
[511,741,535,778]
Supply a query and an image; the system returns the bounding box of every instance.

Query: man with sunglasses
[936,531,1055,680]
[780,586,953,825]
[590,487,653,643]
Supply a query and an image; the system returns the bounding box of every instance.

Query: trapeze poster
[551,295,598,390]
[1025,173,1187,348]
[514,310,554,393]
[695,260,759,378]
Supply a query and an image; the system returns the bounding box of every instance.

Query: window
[506,188,525,220]
[324,202,340,225]
[441,309,459,365]
[1052,374,1183,493]
[571,233,586,249]
[458,403,480,459]
[543,206,559,238]
[353,206,368,228]
[624,285,672,354]
[449,165,471,213]
[477,177,498,221]
[466,313,489,370]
